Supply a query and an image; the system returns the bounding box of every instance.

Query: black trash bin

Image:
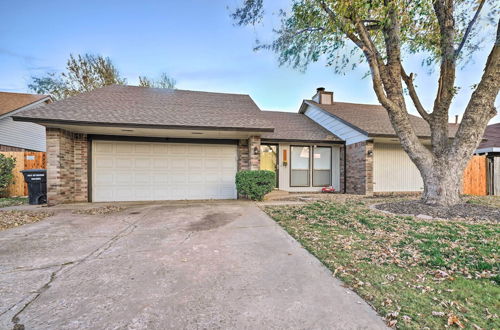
[21,169,47,205]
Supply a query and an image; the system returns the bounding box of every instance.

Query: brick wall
[237,136,261,171]
[46,128,88,205]
[345,141,373,195]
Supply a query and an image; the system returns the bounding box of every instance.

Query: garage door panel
[95,158,114,168]
[92,141,237,202]
[116,143,134,153]
[134,144,151,153]
[152,144,168,153]
[95,142,114,153]
[115,158,133,168]
[153,158,168,168]
[115,173,130,184]
[188,159,203,170]
[169,145,186,155]
[134,173,151,184]
[188,145,203,154]
[170,158,187,170]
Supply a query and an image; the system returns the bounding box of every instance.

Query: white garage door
[92,141,237,202]
[373,143,424,192]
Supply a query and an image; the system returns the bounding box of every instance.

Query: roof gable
[0,92,50,117]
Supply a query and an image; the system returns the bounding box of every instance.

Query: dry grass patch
[72,205,125,215]
[265,200,499,329]
[0,197,28,208]
[0,210,52,231]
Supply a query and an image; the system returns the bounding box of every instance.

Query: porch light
[283,149,288,166]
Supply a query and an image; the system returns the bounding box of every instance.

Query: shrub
[235,170,276,201]
[0,154,16,193]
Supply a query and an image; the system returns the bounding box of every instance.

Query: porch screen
[291,146,310,186]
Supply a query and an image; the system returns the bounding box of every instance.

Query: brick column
[237,139,250,171]
[345,141,373,195]
[46,128,88,205]
[248,136,261,170]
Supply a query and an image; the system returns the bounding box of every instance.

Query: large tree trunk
[420,159,464,206]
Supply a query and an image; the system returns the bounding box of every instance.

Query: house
[0,92,52,152]
[299,87,458,195]
[13,85,459,205]
[476,123,500,195]
[13,85,343,204]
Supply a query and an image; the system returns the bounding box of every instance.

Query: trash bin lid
[21,169,47,173]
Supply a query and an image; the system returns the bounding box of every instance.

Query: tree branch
[451,18,500,159]
[431,0,456,153]
[455,0,486,58]
[315,0,365,49]
[292,27,325,36]
[400,67,431,122]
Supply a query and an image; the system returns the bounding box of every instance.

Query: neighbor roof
[260,111,342,142]
[13,85,274,132]
[302,100,458,138]
[0,92,50,117]
[478,123,500,149]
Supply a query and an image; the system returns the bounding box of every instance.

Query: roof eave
[11,116,275,133]
[261,138,344,144]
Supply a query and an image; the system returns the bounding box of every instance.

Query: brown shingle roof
[478,123,500,149]
[305,100,458,138]
[260,111,341,142]
[14,85,274,132]
[0,92,50,116]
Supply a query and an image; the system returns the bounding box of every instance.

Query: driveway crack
[3,207,150,329]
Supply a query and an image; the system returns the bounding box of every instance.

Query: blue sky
[1,0,498,123]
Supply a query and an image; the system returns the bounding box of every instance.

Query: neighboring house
[299,88,458,194]
[0,92,52,152]
[13,85,342,204]
[476,123,500,195]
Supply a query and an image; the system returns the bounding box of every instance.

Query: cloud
[0,48,40,62]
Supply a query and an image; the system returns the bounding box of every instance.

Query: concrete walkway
[0,201,386,329]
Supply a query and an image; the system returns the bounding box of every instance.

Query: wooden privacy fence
[0,151,46,197]
[462,155,487,196]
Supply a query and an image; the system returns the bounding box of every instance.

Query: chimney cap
[316,87,325,92]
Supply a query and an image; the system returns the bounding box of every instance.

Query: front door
[260,144,279,188]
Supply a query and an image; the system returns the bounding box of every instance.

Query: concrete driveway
[0,201,386,330]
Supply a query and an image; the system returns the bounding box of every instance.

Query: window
[290,146,310,186]
[313,147,331,186]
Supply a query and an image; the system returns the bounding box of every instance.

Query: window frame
[312,146,332,187]
[289,145,311,187]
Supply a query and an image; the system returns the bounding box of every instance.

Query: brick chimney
[312,87,333,105]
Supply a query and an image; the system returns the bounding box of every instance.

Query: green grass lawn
[0,197,28,208]
[265,200,499,329]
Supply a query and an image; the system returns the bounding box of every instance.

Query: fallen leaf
[447,314,465,328]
